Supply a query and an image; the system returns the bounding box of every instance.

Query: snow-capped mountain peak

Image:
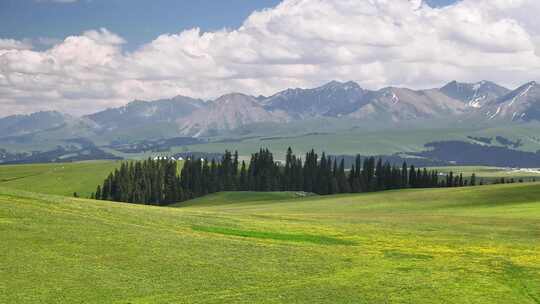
[482,81,540,121]
[440,80,510,109]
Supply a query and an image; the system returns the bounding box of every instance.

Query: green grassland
[1,181,540,303]
[175,123,540,159]
[0,161,537,199]
[430,166,540,183]
[2,121,540,162]
[0,161,121,197]
[179,128,473,158]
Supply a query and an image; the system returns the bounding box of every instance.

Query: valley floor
[1,184,540,303]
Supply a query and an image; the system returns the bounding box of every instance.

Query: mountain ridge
[481,81,540,121]
[1,80,539,138]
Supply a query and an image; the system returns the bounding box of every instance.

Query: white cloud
[35,37,62,47]
[1,0,540,116]
[0,38,33,50]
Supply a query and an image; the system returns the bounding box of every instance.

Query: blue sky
[0,0,457,50]
[0,0,279,50]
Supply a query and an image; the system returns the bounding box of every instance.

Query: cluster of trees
[92,148,479,205]
[492,177,534,184]
[91,159,183,205]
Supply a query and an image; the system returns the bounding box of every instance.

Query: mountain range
[1,80,540,139]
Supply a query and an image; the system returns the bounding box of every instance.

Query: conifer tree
[409,165,416,188]
[95,185,101,200]
[239,160,247,191]
[447,172,454,187]
[93,147,479,206]
[337,159,351,193]
[401,162,408,188]
[375,158,384,190]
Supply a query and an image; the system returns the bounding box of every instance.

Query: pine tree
[447,172,454,187]
[316,153,330,195]
[233,150,239,177]
[201,159,210,195]
[92,147,482,206]
[303,150,317,193]
[95,185,102,200]
[470,173,477,186]
[292,157,303,191]
[337,159,350,193]
[375,158,384,190]
[401,162,408,188]
[239,161,247,191]
[409,165,416,188]
[284,147,293,191]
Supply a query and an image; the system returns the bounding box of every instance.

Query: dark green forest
[92,148,477,205]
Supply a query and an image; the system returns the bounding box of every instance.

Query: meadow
[0,161,121,197]
[173,122,540,159]
[1,164,539,303]
[430,166,540,183]
[0,161,536,199]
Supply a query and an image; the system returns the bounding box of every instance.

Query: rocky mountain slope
[440,81,510,108]
[349,87,467,122]
[481,81,540,121]
[261,81,368,118]
[85,95,205,131]
[0,111,77,138]
[177,93,289,136]
[2,80,540,139]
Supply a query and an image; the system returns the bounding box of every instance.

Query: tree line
[91,159,182,205]
[92,148,479,205]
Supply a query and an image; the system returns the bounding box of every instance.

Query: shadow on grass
[192,225,356,246]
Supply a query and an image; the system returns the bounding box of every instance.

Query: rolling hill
[1,183,539,303]
[0,161,121,197]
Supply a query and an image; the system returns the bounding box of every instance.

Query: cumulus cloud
[0,38,33,50]
[1,0,540,116]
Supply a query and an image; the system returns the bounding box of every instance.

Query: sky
[0,0,283,51]
[1,0,540,116]
[0,0,457,50]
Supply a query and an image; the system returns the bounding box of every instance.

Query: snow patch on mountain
[489,106,501,119]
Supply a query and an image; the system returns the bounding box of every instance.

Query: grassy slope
[430,166,540,183]
[181,128,471,158]
[175,123,540,159]
[0,161,121,197]
[2,121,540,158]
[1,184,539,303]
[1,161,536,201]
